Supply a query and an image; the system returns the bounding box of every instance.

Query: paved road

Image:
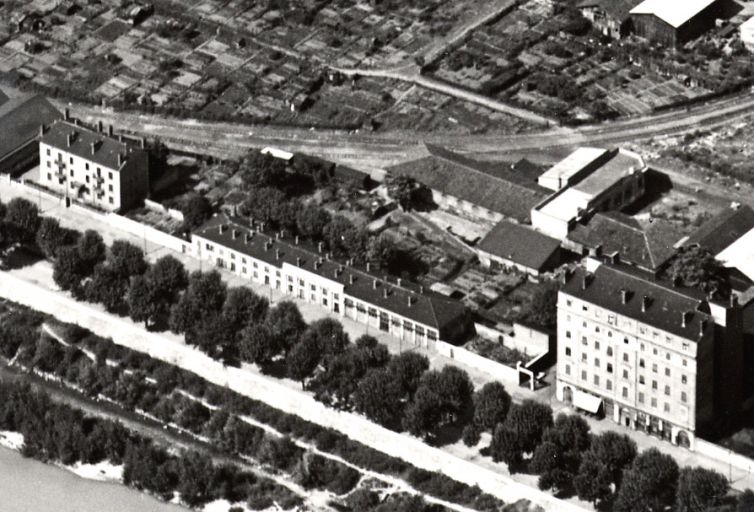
[3,179,754,494]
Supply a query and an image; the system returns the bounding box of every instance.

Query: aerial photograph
[3,0,754,511]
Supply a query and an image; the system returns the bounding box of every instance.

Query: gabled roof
[568,212,679,271]
[193,215,468,332]
[40,119,145,172]
[630,0,718,28]
[0,94,60,160]
[477,220,561,272]
[388,145,549,223]
[684,205,754,256]
[578,0,642,21]
[563,263,713,341]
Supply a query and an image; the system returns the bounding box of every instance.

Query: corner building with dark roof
[192,215,472,348]
[556,261,744,450]
[38,114,149,211]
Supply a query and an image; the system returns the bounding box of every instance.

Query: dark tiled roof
[684,205,754,256]
[563,264,713,340]
[0,94,60,160]
[477,221,561,272]
[568,212,679,271]
[194,215,467,331]
[40,119,144,172]
[0,89,8,106]
[388,145,550,223]
[334,165,369,186]
[578,0,641,21]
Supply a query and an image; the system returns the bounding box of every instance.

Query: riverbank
[0,443,188,512]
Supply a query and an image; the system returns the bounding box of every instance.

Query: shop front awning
[573,389,602,414]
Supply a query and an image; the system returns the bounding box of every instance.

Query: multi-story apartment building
[556,261,743,449]
[192,215,471,347]
[38,113,149,211]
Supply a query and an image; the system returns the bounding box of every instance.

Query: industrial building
[578,0,641,39]
[556,261,744,449]
[629,0,723,46]
[38,113,150,211]
[531,148,647,240]
[0,94,60,176]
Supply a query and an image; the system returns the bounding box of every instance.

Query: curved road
[65,88,754,167]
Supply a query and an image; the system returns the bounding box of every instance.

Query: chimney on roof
[373,279,378,289]
[349,274,354,285]
[408,295,414,307]
[366,262,371,272]
[642,295,651,313]
[731,294,739,308]
[219,225,226,234]
[296,257,301,267]
[326,252,331,261]
[582,274,590,290]
[397,278,402,287]
[620,289,629,305]
[231,229,238,240]
[682,311,692,328]
[118,134,124,143]
[295,235,299,245]
[314,260,320,270]
[265,241,271,251]
[66,133,73,147]
[383,289,388,299]
[275,232,280,240]
[140,137,146,149]
[275,249,280,260]
[699,319,707,337]
[64,108,70,121]
[73,118,79,126]
[97,120,103,133]
[107,125,113,137]
[318,242,323,253]
[419,285,424,294]
[244,233,251,244]
[90,142,97,155]
[39,124,45,137]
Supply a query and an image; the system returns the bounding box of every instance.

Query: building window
[582,353,587,362]
[46,161,51,168]
[665,368,670,377]
[622,387,628,398]
[639,358,645,368]
[566,299,572,307]
[639,392,644,403]
[651,398,657,408]
[46,148,50,156]
[230,253,235,260]
[664,403,670,413]
[681,392,687,403]
[311,284,316,291]
[581,336,587,345]
[47,173,51,180]
[565,347,571,357]
[595,326,600,333]
[606,379,612,391]
[623,337,629,344]
[666,352,671,361]
[594,375,600,386]
[682,359,687,367]
[664,385,670,396]
[566,331,571,339]
[651,380,657,390]
[652,363,657,373]
[109,197,113,204]
[565,364,570,375]
[622,369,628,379]
[607,347,613,356]
[607,363,613,373]
[681,375,687,384]
[69,169,74,177]
[623,353,628,362]
[582,305,588,312]
[108,185,113,192]
[595,341,600,350]
[594,358,600,368]
[108,172,113,179]
[581,370,587,380]
[639,375,645,384]
[85,163,89,170]
[69,157,73,164]
[653,348,658,355]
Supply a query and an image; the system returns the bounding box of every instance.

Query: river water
[0,445,187,512]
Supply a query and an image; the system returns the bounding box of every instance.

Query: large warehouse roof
[630,0,718,28]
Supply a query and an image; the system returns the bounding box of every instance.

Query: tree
[77,230,106,268]
[266,301,306,354]
[675,467,729,512]
[367,233,398,270]
[36,217,73,259]
[307,318,349,360]
[386,175,420,211]
[240,324,280,367]
[5,198,40,243]
[472,382,511,432]
[403,384,445,437]
[614,448,680,512]
[222,287,269,335]
[286,337,321,386]
[490,400,553,468]
[354,367,403,427]
[575,431,636,505]
[180,195,213,232]
[109,240,148,278]
[402,366,473,438]
[192,313,237,363]
[128,275,158,327]
[662,245,730,299]
[323,216,367,261]
[387,352,429,399]
[522,282,558,329]
[169,271,227,335]
[85,265,128,312]
[239,187,289,227]
[295,204,330,240]
[52,246,86,294]
[530,414,591,493]
[240,150,287,189]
